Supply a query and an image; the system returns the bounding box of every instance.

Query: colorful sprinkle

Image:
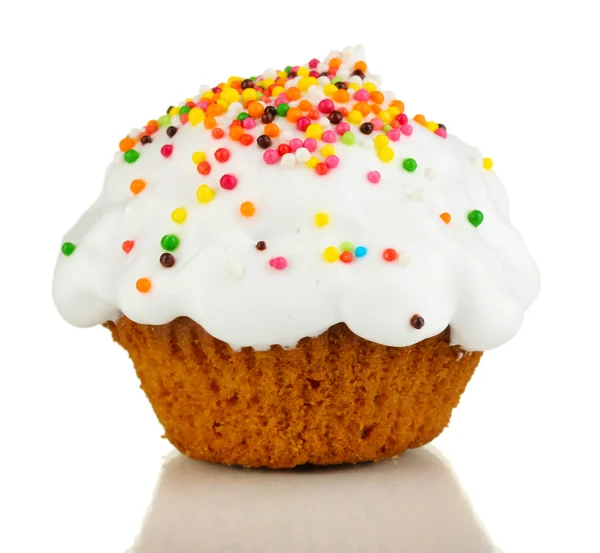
[340,242,354,252]
[341,131,356,145]
[468,210,484,227]
[214,148,231,163]
[196,184,215,203]
[315,213,329,227]
[383,248,398,262]
[61,242,76,256]
[197,161,211,175]
[240,201,255,217]
[377,146,394,163]
[171,208,187,224]
[124,149,139,164]
[136,278,151,293]
[130,179,146,195]
[483,157,494,170]
[340,251,353,263]
[269,256,288,270]
[355,246,368,258]
[323,246,339,262]
[160,253,175,268]
[192,151,206,164]
[256,241,267,251]
[161,144,173,158]
[161,234,180,251]
[440,212,452,224]
[411,315,425,329]
[402,158,418,172]
[122,240,134,253]
[220,174,238,190]
[367,170,381,184]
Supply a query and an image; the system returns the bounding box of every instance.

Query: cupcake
[53,45,539,468]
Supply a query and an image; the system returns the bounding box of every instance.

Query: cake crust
[107,316,481,468]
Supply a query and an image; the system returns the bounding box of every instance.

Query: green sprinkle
[468,210,484,227]
[402,158,418,172]
[276,103,289,117]
[342,132,356,145]
[237,112,250,121]
[160,234,180,251]
[250,76,257,81]
[179,105,191,115]
[340,241,354,252]
[61,242,76,256]
[331,77,342,84]
[284,66,292,74]
[382,124,392,132]
[158,115,171,127]
[124,149,139,164]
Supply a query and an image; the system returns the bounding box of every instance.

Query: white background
[1,1,599,552]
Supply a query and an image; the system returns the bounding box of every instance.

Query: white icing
[53,46,540,351]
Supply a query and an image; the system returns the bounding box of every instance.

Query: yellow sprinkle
[298,76,318,91]
[306,156,319,169]
[196,184,215,203]
[271,86,285,97]
[168,106,180,116]
[321,145,335,157]
[374,135,389,149]
[191,151,206,164]
[221,88,240,104]
[348,83,360,91]
[188,107,205,126]
[201,91,214,100]
[363,82,377,92]
[241,88,258,105]
[347,110,363,125]
[377,146,395,163]
[262,78,275,88]
[425,121,439,132]
[216,99,229,112]
[323,84,338,97]
[277,70,288,79]
[388,106,400,117]
[315,213,329,227]
[379,110,393,123]
[297,66,310,77]
[483,157,494,170]
[227,76,243,84]
[171,208,187,224]
[306,124,324,140]
[323,246,340,263]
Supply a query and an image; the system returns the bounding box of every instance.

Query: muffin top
[53,46,539,351]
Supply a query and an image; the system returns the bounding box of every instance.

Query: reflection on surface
[130,447,496,553]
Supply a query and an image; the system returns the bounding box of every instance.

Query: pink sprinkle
[336,122,351,135]
[263,149,280,164]
[397,113,409,125]
[269,257,288,270]
[297,116,311,131]
[160,144,173,158]
[219,174,238,190]
[321,130,336,143]
[291,65,300,72]
[309,70,320,78]
[400,124,413,136]
[303,138,317,152]
[370,117,383,131]
[435,128,447,139]
[242,118,256,129]
[289,138,304,152]
[354,89,370,102]
[274,96,288,106]
[309,58,319,69]
[318,99,335,114]
[197,101,209,111]
[212,86,222,94]
[328,73,336,79]
[326,155,340,168]
[179,113,189,125]
[387,129,401,141]
[367,170,381,184]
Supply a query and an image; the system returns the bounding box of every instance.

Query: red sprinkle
[122,240,134,253]
[340,251,353,263]
[197,161,211,175]
[240,134,254,146]
[383,248,398,262]
[212,128,225,139]
[315,162,329,175]
[220,173,238,190]
[214,148,230,163]
[278,144,292,156]
[161,144,173,158]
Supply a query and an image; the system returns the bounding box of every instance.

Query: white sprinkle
[317,62,329,73]
[285,77,300,89]
[348,75,362,85]
[424,168,437,180]
[399,251,411,267]
[191,95,201,103]
[317,76,331,86]
[280,130,294,143]
[410,189,426,202]
[226,263,244,278]
[128,128,141,139]
[262,68,277,80]
[288,100,299,108]
[361,138,375,149]
[295,147,311,163]
[281,153,296,168]
[337,68,351,80]
[198,85,211,95]
[228,102,243,116]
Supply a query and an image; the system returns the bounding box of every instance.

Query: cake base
[106,317,481,468]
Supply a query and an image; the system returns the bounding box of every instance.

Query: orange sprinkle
[287,87,301,101]
[136,278,151,293]
[354,101,371,116]
[247,101,264,119]
[413,114,427,125]
[206,104,223,117]
[230,79,242,90]
[204,116,217,130]
[212,127,225,139]
[264,123,280,138]
[240,201,256,217]
[371,104,381,115]
[440,213,452,224]
[298,99,313,111]
[354,61,367,72]
[119,138,135,152]
[275,77,286,86]
[229,126,245,141]
[286,107,303,123]
[146,120,159,134]
[370,91,384,104]
[390,99,405,113]
[329,57,342,69]
[130,179,146,195]
[333,89,350,103]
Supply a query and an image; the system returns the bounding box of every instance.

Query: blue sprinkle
[355,246,368,258]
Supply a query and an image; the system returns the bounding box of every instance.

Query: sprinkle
[383,248,398,262]
[340,251,353,263]
[340,242,354,252]
[321,144,335,157]
[161,144,173,158]
[289,138,304,152]
[374,135,389,149]
[315,162,329,175]
[256,240,267,251]
[119,138,135,152]
[257,135,272,149]
[325,155,339,168]
[160,253,175,268]
[425,121,439,132]
[328,111,343,124]
[269,256,288,270]
[136,278,151,293]
[411,315,425,329]
[359,122,373,134]
[161,234,180,251]
[387,129,401,141]
[483,157,494,170]
[336,122,351,135]
[281,153,296,168]
[166,126,178,137]
[402,158,418,172]
[197,161,211,175]
[192,151,206,164]
[130,179,146,195]
[306,124,324,140]
[355,246,368,258]
[240,201,255,217]
[468,210,484,227]
[347,110,363,125]
[306,156,319,169]
[377,147,394,163]
[367,170,381,184]
[214,148,231,163]
[400,124,413,136]
[188,107,206,126]
[295,147,311,163]
[124,149,140,164]
[315,213,329,227]
[303,138,318,152]
[264,123,280,138]
[220,174,238,190]
[263,149,280,164]
[318,99,335,114]
[122,240,134,253]
[322,130,336,143]
[323,246,339,263]
[61,242,76,256]
[196,184,215,203]
[171,208,187,224]
[276,103,290,117]
[440,212,452,224]
[341,131,356,145]
[212,128,225,139]
[140,135,153,145]
[278,144,292,156]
